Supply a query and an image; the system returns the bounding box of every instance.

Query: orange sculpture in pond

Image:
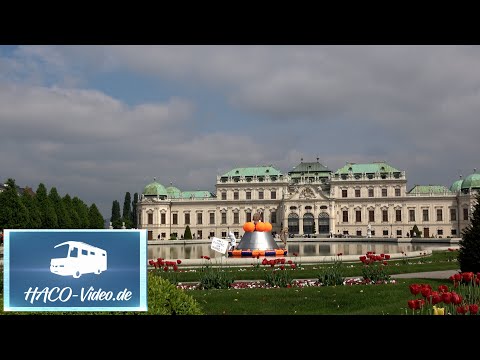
[255,221,266,232]
[263,222,272,232]
[243,222,255,232]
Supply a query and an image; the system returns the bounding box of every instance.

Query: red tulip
[432,294,442,305]
[469,304,479,315]
[454,273,461,282]
[416,299,425,309]
[442,292,452,304]
[408,300,417,310]
[421,287,432,298]
[287,260,293,264]
[410,284,422,295]
[462,272,474,283]
[456,306,467,314]
[438,285,449,293]
[383,261,388,266]
[385,254,391,260]
[163,266,168,272]
[290,264,296,269]
[173,264,178,271]
[452,293,462,305]
[176,259,182,264]
[359,256,367,262]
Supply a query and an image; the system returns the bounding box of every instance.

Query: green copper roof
[180,190,215,199]
[143,180,168,196]
[221,166,282,177]
[408,185,452,194]
[450,179,463,192]
[461,171,480,189]
[289,161,331,174]
[335,162,400,174]
[166,185,181,198]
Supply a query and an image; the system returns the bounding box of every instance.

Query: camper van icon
[50,241,107,279]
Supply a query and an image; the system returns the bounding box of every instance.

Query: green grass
[189,278,447,315]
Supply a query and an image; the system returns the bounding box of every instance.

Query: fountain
[228,212,287,257]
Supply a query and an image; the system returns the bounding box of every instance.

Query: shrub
[147,273,203,315]
[198,256,234,289]
[264,268,293,287]
[458,193,480,273]
[184,225,193,240]
[318,257,345,286]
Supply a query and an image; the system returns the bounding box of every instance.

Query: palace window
[436,209,443,222]
[342,210,348,223]
[368,188,374,197]
[233,212,239,224]
[396,209,402,222]
[423,209,429,222]
[369,210,375,222]
[450,208,457,222]
[184,213,190,225]
[221,213,227,224]
[382,210,388,222]
[234,191,239,200]
[409,209,415,222]
[197,213,202,225]
[172,214,178,225]
[382,188,387,197]
[342,189,348,198]
[258,191,264,200]
[161,213,166,224]
[395,188,401,196]
[356,210,361,222]
[246,191,251,200]
[209,213,215,225]
[148,213,153,225]
[221,192,226,200]
[355,189,360,198]
[271,190,276,199]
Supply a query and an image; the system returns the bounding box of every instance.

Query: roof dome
[461,170,480,190]
[166,185,181,197]
[143,179,168,196]
[450,179,463,192]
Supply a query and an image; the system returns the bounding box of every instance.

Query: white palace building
[136,159,480,241]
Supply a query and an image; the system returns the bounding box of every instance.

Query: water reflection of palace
[147,241,444,260]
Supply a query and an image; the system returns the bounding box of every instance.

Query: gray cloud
[1,45,480,218]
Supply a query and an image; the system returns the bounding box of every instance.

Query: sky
[1,45,479,220]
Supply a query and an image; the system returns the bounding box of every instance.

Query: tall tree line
[110,191,138,229]
[0,178,104,230]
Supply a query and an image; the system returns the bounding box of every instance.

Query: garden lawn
[188,278,447,315]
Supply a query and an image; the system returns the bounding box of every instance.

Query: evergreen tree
[131,192,138,228]
[72,196,90,229]
[184,225,193,240]
[122,192,132,228]
[49,187,72,229]
[411,224,422,238]
[111,200,122,228]
[88,203,105,229]
[458,193,480,273]
[20,188,41,228]
[35,183,58,228]
[0,178,30,229]
[63,194,80,228]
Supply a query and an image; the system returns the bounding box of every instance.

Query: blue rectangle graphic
[3,229,147,312]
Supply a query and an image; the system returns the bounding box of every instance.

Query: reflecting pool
[147,241,451,260]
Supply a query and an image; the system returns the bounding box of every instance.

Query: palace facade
[136,159,480,241]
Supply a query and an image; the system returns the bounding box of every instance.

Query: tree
[88,203,105,229]
[49,187,72,229]
[411,224,422,238]
[111,200,122,229]
[20,188,41,228]
[0,178,30,230]
[122,192,132,228]
[184,225,193,240]
[35,183,58,228]
[458,193,480,273]
[131,192,138,228]
[73,197,90,229]
[63,194,80,228]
